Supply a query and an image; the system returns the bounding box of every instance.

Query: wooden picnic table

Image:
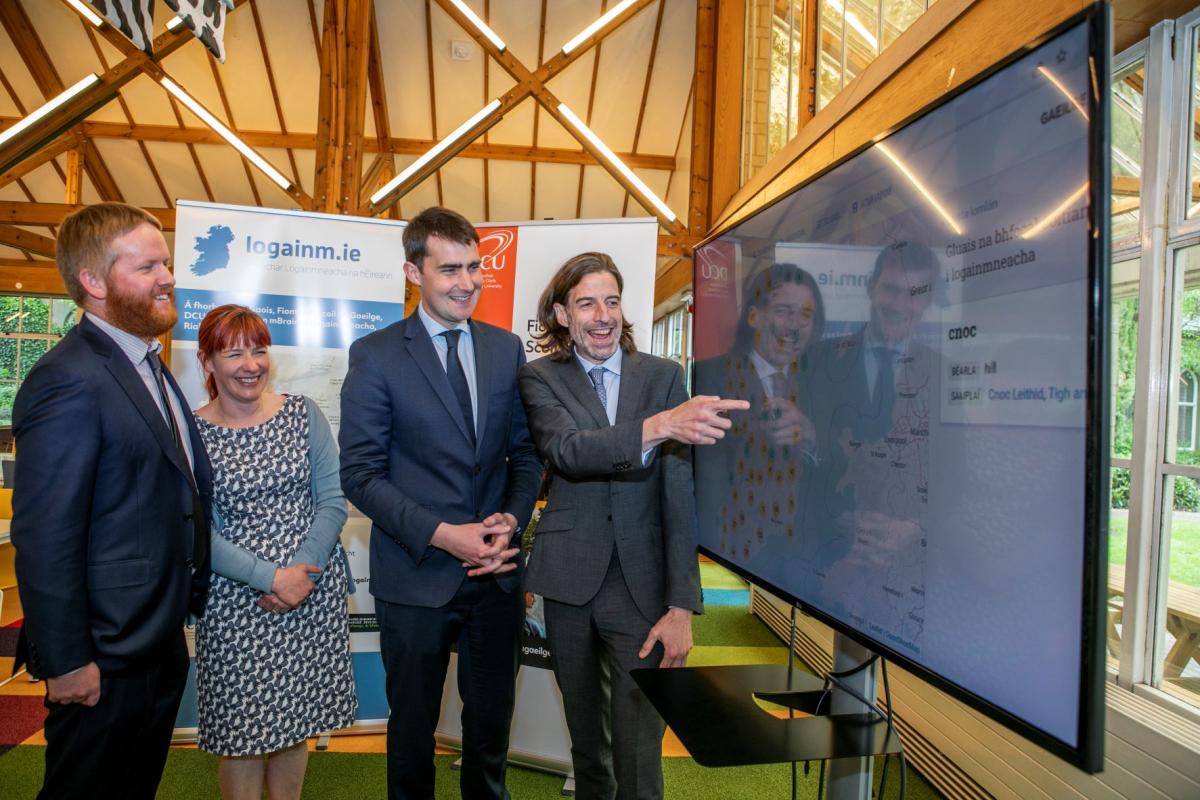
[1108,563,1200,678]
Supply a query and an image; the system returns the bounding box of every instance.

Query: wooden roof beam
[0,0,122,199]
[0,10,208,177]
[24,120,675,169]
[374,0,683,233]
[0,201,175,228]
[0,132,83,192]
[0,224,56,258]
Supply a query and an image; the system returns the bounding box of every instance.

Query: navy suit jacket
[12,315,212,678]
[339,313,541,608]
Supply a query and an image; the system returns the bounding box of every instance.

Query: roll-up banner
[168,201,657,774]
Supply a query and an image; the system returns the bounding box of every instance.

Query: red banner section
[472,226,520,329]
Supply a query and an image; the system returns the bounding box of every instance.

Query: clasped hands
[432,512,521,577]
[257,562,321,613]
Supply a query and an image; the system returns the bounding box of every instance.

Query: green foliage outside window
[0,295,77,427]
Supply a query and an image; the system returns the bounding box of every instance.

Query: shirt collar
[575,345,623,378]
[864,324,906,356]
[86,311,160,364]
[417,303,470,341]
[748,348,782,382]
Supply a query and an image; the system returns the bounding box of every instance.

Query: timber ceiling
[0,0,699,270]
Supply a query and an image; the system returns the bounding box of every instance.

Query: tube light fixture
[0,73,100,148]
[64,0,105,28]
[370,98,502,205]
[1020,183,1088,239]
[446,0,505,52]
[159,76,293,192]
[562,0,638,54]
[556,102,677,223]
[874,141,962,235]
[1037,66,1088,121]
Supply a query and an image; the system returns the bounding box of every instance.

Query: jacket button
[607,514,612,521]
[474,465,481,475]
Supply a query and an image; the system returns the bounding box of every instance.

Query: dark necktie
[147,350,208,570]
[441,330,476,446]
[588,366,607,413]
[873,346,897,420]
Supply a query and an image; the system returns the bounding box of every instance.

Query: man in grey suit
[519,252,747,800]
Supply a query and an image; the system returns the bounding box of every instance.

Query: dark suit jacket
[692,351,821,559]
[339,314,541,608]
[12,315,212,678]
[518,351,702,623]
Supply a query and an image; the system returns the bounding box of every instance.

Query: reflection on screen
[693,21,1095,750]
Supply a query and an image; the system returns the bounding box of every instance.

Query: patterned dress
[195,394,357,756]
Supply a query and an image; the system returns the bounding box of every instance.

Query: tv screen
[692,6,1108,771]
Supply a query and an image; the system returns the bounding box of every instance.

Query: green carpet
[692,604,783,647]
[0,747,937,799]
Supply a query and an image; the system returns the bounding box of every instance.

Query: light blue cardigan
[208,396,353,594]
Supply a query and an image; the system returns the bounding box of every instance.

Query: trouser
[544,553,666,800]
[377,576,523,800]
[39,631,189,800]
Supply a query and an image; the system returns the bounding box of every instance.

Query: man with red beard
[11,202,212,800]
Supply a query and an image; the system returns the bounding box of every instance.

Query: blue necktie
[442,330,475,446]
[588,366,607,412]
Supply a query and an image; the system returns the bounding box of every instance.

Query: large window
[1112,10,1200,717]
[0,296,78,426]
[743,0,808,178]
[816,0,935,112]
[651,302,692,390]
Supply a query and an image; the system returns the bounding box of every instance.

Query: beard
[104,281,178,339]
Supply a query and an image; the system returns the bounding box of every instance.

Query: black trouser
[377,576,523,800]
[39,632,189,800]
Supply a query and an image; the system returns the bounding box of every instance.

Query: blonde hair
[56,202,162,304]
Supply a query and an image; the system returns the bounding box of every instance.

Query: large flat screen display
[692,7,1108,771]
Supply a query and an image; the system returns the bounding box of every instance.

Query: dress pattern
[195,394,356,756]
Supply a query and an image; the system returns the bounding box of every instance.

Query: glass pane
[1112,258,1139,459]
[20,297,49,334]
[19,339,48,380]
[843,0,880,85]
[1187,27,1200,220]
[1170,246,1200,465]
[1112,61,1144,245]
[0,338,15,381]
[0,297,22,334]
[1159,475,1200,707]
[817,0,844,112]
[51,299,77,335]
[1108,466,1130,670]
[881,0,924,49]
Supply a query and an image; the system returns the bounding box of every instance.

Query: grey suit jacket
[518,350,702,623]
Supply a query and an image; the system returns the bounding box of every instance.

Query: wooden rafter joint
[656,234,702,258]
[0,223,56,259]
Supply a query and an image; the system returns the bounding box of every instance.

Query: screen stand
[827,633,877,800]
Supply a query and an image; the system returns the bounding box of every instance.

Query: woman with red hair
[192,304,356,800]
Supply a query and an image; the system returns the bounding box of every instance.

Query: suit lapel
[83,320,187,477]
[561,355,610,428]
[615,350,644,424]
[469,320,489,453]
[403,314,472,445]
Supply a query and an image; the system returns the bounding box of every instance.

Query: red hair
[197,304,272,399]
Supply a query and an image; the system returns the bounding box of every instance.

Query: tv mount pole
[827,632,878,800]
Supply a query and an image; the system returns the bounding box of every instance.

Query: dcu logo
[477,228,516,271]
